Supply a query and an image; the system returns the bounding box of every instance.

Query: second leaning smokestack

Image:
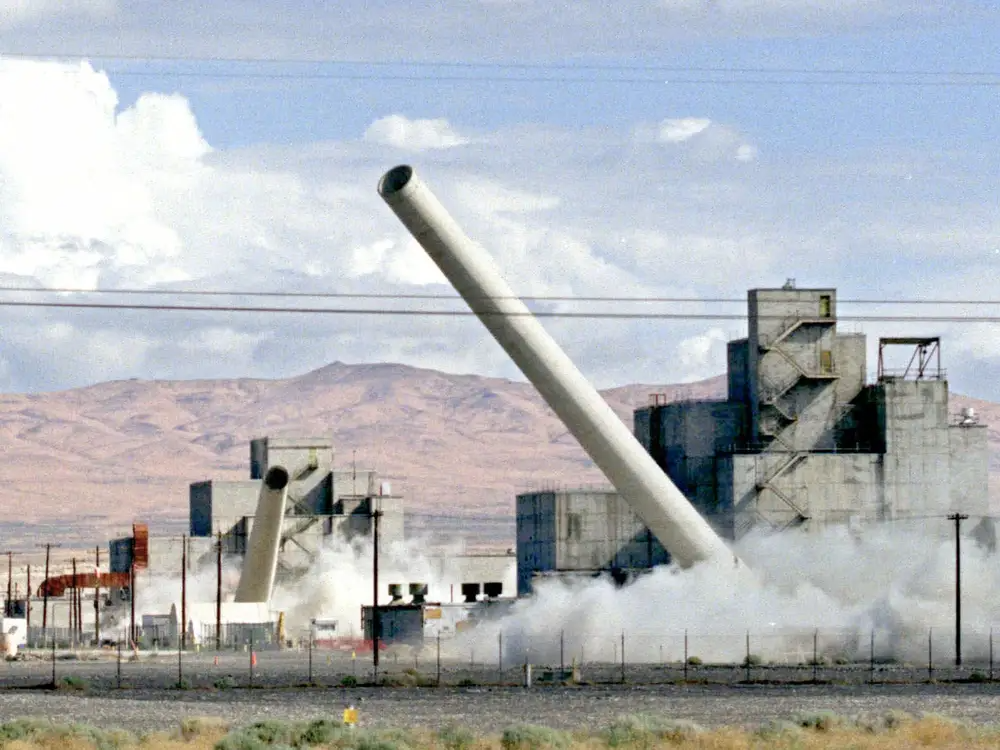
[234,465,290,603]
[378,165,736,570]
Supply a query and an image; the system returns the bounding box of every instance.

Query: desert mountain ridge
[1,360,997,557]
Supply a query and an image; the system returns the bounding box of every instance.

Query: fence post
[745,631,751,683]
[560,630,565,672]
[498,631,503,682]
[50,635,56,687]
[683,630,688,681]
[177,630,183,687]
[928,628,933,682]
[249,631,254,690]
[991,628,994,682]
[813,629,819,683]
[869,630,875,685]
[308,628,314,685]
[436,633,441,686]
[116,637,122,690]
[620,631,625,684]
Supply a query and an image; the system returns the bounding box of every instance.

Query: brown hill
[0,362,996,558]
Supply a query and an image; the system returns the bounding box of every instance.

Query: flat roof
[878,337,940,345]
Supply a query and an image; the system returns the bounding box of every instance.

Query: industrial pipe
[234,465,290,603]
[378,165,736,569]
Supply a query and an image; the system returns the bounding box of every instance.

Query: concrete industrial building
[101,435,516,645]
[517,284,991,593]
[516,488,669,596]
[189,436,405,572]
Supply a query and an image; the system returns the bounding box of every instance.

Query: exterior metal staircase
[751,312,840,527]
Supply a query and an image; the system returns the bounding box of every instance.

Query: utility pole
[372,497,382,677]
[215,531,223,651]
[4,551,12,617]
[181,535,187,651]
[38,543,59,646]
[71,558,78,644]
[949,513,969,667]
[129,561,137,646]
[94,546,101,645]
[25,565,31,645]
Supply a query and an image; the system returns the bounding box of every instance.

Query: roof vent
[388,583,404,603]
[484,582,503,599]
[409,583,428,604]
[960,407,979,426]
[461,583,481,603]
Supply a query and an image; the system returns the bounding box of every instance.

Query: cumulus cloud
[658,117,712,143]
[636,117,757,163]
[677,328,730,382]
[0,57,996,403]
[0,60,209,288]
[364,115,469,151]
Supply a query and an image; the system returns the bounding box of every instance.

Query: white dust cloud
[455,523,1000,665]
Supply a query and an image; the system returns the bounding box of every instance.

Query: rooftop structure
[634,284,989,538]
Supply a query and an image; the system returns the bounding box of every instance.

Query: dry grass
[2,712,1000,750]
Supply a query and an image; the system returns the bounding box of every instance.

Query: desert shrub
[741,653,762,668]
[173,678,192,690]
[0,718,54,742]
[214,719,369,750]
[794,710,849,732]
[457,678,476,687]
[214,675,238,690]
[855,710,914,734]
[904,715,966,746]
[340,675,359,688]
[603,714,703,748]
[58,675,89,691]
[753,720,804,741]
[299,720,347,747]
[500,725,570,750]
[438,724,475,750]
[179,717,231,741]
[215,721,297,750]
[8,723,137,750]
[354,733,410,750]
[685,656,702,666]
[970,671,988,683]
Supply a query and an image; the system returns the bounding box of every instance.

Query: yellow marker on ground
[342,706,358,727]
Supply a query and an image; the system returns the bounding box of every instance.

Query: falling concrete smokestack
[234,465,290,603]
[378,165,735,569]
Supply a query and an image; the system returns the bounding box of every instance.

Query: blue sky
[0,1,998,399]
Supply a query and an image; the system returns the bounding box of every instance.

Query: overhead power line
[5,52,999,77]
[3,286,1000,306]
[3,52,998,86]
[1,298,999,322]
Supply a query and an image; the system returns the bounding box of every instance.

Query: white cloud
[677,328,730,382]
[638,117,758,163]
[364,115,469,152]
[658,118,712,143]
[0,57,997,402]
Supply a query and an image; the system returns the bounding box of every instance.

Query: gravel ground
[5,650,1000,735]
[4,683,1000,735]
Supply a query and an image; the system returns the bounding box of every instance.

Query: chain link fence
[3,626,1000,690]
